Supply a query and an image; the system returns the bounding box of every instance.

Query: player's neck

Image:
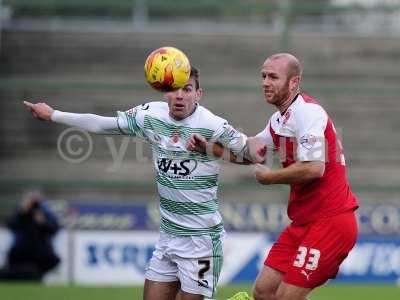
[278,92,299,115]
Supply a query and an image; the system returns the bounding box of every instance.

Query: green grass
[0,283,398,300]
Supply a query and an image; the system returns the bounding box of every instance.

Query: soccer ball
[144,46,191,92]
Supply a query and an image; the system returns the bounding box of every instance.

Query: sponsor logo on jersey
[221,124,244,146]
[300,270,312,281]
[126,107,137,117]
[128,103,149,117]
[300,134,317,150]
[157,158,198,177]
[141,103,150,110]
[224,124,240,139]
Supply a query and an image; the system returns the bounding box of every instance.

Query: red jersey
[257,93,358,225]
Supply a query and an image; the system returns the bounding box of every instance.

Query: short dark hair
[190,66,200,90]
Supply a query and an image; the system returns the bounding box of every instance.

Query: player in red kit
[186,53,358,300]
[251,53,358,300]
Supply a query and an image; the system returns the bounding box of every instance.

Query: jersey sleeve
[255,120,275,151]
[116,103,149,138]
[212,121,248,156]
[51,111,121,135]
[295,104,328,162]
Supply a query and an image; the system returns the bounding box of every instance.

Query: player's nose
[175,89,184,99]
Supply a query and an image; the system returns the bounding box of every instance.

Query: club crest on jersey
[170,132,180,144]
[300,134,317,150]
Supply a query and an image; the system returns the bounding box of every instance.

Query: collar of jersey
[280,93,300,116]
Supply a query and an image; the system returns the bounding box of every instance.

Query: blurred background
[0,0,399,298]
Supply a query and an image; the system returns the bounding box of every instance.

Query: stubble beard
[269,84,290,108]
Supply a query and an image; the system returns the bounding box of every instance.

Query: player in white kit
[23,67,263,300]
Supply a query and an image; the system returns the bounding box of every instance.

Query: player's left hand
[254,163,273,185]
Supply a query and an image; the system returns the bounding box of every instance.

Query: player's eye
[183,86,193,92]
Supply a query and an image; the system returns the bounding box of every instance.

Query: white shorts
[145,230,225,298]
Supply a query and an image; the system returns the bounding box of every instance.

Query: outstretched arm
[23,101,120,134]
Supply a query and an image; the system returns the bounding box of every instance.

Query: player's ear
[195,88,203,103]
[289,75,300,92]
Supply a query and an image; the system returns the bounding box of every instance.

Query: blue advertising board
[38,200,400,284]
[224,235,400,284]
[50,200,400,236]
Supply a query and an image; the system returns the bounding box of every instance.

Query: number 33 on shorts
[293,246,321,271]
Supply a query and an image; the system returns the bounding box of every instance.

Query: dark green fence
[5,0,400,18]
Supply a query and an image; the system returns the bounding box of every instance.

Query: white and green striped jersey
[116,101,247,236]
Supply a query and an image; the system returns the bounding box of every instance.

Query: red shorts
[264,211,358,288]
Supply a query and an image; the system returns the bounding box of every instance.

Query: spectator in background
[0,191,60,281]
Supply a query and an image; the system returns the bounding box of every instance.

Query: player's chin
[263,93,271,101]
[266,97,277,105]
[171,109,187,120]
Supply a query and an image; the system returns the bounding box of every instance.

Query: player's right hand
[186,133,207,153]
[246,137,267,164]
[23,101,54,121]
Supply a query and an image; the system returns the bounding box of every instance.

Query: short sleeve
[295,105,328,162]
[255,121,275,151]
[212,121,247,156]
[116,104,147,138]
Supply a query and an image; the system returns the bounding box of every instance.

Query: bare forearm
[203,140,263,165]
[187,133,262,164]
[204,142,251,164]
[257,162,325,185]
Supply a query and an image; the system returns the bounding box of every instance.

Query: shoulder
[293,93,327,121]
[127,101,168,119]
[196,105,227,130]
[139,101,168,114]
